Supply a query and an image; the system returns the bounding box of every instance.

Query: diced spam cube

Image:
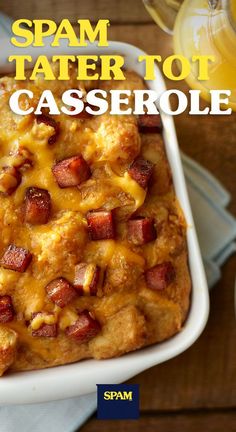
[74,263,101,296]
[52,155,91,188]
[32,323,57,337]
[46,277,77,308]
[65,310,100,343]
[127,217,157,245]
[24,187,51,225]
[36,114,60,145]
[138,114,162,133]
[0,166,21,196]
[30,312,57,338]
[86,210,115,240]
[10,147,33,170]
[31,313,57,338]
[0,244,32,273]
[128,158,154,189]
[145,262,176,291]
[0,295,15,323]
[72,105,92,119]
[70,94,92,119]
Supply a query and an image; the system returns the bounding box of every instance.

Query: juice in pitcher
[144,0,236,109]
[174,0,236,108]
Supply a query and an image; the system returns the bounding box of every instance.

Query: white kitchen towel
[0,393,97,432]
[0,11,236,432]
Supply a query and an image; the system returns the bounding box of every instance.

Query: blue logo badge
[97,384,139,420]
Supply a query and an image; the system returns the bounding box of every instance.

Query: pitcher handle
[143,0,184,35]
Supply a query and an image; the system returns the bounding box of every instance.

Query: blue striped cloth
[181,153,236,287]
[0,11,236,432]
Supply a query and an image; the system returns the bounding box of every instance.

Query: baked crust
[0,64,191,375]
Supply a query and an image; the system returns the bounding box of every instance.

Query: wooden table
[2,1,236,430]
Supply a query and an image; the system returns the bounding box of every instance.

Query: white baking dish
[0,39,209,404]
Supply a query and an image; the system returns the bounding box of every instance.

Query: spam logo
[97,384,139,419]
[104,390,133,400]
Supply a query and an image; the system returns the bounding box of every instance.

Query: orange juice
[173,0,236,109]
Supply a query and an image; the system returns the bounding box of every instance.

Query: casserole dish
[0,39,209,404]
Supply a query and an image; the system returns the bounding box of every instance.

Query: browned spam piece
[137,114,162,133]
[31,313,57,338]
[127,217,157,245]
[52,155,91,188]
[74,263,101,296]
[46,277,77,308]
[65,310,101,344]
[24,187,51,225]
[86,210,115,240]
[36,114,60,145]
[9,147,33,170]
[128,158,154,189]
[0,244,32,273]
[32,324,57,337]
[0,295,15,323]
[145,262,176,291]
[69,93,93,119]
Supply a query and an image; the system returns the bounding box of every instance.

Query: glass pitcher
[143,0,236,109]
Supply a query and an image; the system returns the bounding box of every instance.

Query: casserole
[0,39,209,404]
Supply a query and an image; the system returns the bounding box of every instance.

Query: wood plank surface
[80,411,236,432]
[0,0,152,23]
